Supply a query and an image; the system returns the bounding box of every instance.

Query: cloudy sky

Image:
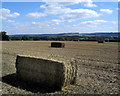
[1,0,118,35]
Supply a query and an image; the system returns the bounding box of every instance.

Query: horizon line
[8,32,119,35]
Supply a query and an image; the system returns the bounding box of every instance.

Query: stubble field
[1,41,120,94]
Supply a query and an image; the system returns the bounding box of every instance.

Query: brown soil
[1,41,120,95]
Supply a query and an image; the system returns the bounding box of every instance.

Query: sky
[0,0,118,35]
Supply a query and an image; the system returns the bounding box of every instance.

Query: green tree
[11,37,22,40]
[21,36,29,40]
[56,37,65,41]
[1,31,9,41]
[33,37,40,41]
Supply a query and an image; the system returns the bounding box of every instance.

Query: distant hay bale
[98,40,104,43]
[51,42,65,48]
[73,39,79,41]
[15,55,77,90]
[105,39,109,42]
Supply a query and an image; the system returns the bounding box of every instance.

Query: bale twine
[15,55,77,90]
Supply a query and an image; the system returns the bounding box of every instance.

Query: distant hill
[9,33,80,37]
[9,32,119,37]
[82,32,119,37]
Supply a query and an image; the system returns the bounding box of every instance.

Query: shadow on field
[2,73,60,93]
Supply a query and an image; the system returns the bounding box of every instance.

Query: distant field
[1,41,120,94]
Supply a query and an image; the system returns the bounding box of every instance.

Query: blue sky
[1,1,118,35]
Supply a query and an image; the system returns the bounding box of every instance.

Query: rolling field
[1,41,120,94]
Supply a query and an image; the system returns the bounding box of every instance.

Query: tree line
[0,31,119,42]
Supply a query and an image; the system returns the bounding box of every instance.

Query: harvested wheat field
[1,41,120,95]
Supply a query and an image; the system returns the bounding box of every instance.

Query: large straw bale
[15,55,77,89]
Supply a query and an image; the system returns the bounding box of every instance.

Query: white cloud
[27,0,99,23]
[40,5,46,9]
[0,8,20,18]
[6,22,55,34]
[32,22,43,26]
[72,24,77,27]
[53,27,56,30]
[7,20,15,23]
[27,3,71,18]
[31,21,51,28]
[42,0,97,7]
[60,9,100,22]
[0,16,7,20]
[42,4,72,16]
[111,21,117,24]
[27,3,100,22]
[32,22,37,25]
[100,9,113,14]
[0,8,10,15]
[27,0,98,21]
[0,8,20,23]
[81,20,108,24]
[7,12,20,17]
[5,20,118,35]
[81,20,118,25]
[82,0,97,7]
[27,12,47,18]
[84,3,97,7]
[52,19,64,24]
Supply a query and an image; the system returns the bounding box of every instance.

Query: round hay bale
[15,55,77,90]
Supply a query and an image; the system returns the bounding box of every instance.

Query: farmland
[1,41,120,94]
